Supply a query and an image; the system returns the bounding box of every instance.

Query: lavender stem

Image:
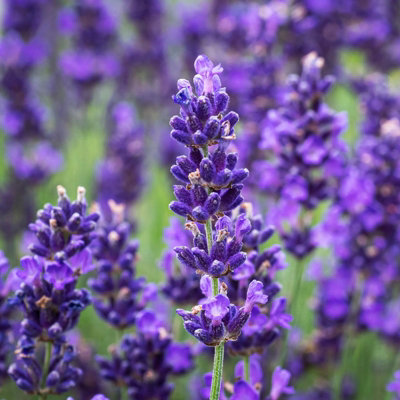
[210,342,225,400]
[205,203,224,400]
[244,355,250,382]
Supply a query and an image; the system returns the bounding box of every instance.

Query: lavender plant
[169,54,293,400]
[7,186,98,398]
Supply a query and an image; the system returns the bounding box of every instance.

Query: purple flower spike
[244,280,268,313]
[169,55,246,225]
[96,311,193,399]
[258,52,348,258]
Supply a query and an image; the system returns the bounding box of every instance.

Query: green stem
[244,355,250,382]
[210,342,225,400]
[39,342,52,400]
[206,219,213,256]
[279,257,306,366]
[290,257,306,317]
[212,277,219,297]
[202,158,225,400]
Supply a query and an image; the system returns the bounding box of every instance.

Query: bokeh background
[1,0,400,399]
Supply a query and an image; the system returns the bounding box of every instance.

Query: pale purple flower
[244,280,269,313]
[269,366,295,400]
[203,294,230,325]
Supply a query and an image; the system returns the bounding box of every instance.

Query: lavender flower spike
[176,280,268,346]
[7,186,97,396]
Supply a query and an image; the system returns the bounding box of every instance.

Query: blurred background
[0,0,400,399]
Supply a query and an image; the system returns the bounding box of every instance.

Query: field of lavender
[1,1,400,400]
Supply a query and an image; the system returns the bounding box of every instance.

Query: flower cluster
[217,206,291,356]
[257,52,347,258]
[170,55,292,400]
[174,215,249,278]
[89,202,155,329]
[61,0,118,102]
[96,310,193,400]
[169,55,248,223]
[159,218,203,305]
[96,102,145,214]
[7,187,97,396]
[177,280,267,346]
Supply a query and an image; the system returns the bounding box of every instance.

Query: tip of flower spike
[57,185,67,198]
[302,51,324,70]
[77,186,86,202]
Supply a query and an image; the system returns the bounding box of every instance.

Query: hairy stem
[290,257,306,316]
[206,218,213,256]
[210,342,225,400]
[202,143,225,400]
